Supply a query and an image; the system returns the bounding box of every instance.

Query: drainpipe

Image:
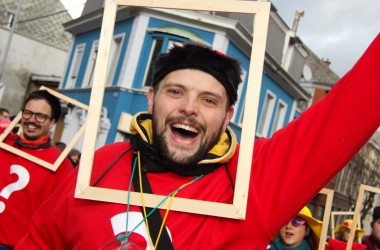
[0,0,25,81]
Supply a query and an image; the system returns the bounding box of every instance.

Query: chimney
[322,59,331,67]
[292,11,304,34]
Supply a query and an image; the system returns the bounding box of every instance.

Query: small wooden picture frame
[330,211,361,240]
[318,188,335,250]
[346,184,379,249]
[75,0,270,219]
[0,86,88,171]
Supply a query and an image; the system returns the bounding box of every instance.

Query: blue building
[57,3,310,149]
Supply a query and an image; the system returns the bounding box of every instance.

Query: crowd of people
[268,206,380,250]
[0,33,379,249]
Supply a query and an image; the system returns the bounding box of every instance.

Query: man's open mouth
[171,123,199,139]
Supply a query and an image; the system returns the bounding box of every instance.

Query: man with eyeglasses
[0,90,72,249]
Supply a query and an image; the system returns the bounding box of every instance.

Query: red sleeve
[250,34,380,238]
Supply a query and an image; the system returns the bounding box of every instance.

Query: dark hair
[152,43,242,105]
[23,90,61,121]
[374,206,380,218]
[0,107,9,115]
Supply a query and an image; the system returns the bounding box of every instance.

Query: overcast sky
[270,0,380,77]
[60,0,86,20]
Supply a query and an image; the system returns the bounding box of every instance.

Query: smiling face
[279,220,308,248]
[21,99,56,141]
[148,69,234,167]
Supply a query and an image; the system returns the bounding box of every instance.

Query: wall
[0,28,68,114]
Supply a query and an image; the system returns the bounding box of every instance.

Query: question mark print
[0,164,30,213]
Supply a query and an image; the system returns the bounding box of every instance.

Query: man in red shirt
[17,35,380,249]
[0,90,72,248]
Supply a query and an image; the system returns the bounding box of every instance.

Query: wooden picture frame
[347,184,379,249]
[318,188,335,250]
[0,86,88,171]
[75,0,270,219]
[330,211,361,240]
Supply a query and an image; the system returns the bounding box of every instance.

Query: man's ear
[49,119,56,129]
[147,88,155,114]
[222,107,234,131]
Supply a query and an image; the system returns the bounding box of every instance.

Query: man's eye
[168,89,181,95]
[204,98,217,105]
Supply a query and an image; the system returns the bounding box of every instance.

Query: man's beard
[152,112,224,168]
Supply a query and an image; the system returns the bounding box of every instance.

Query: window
[142,37,184,88]
[82,41,99,88]
[270,100,287,136]
[142,37,164,88]
[257,91,276,137]
[316,206,324,221]
[239,106,245,125]
[230,68,246,125]
[106,35,123,85]
[3,12,15,28]
[84,35,123,88]
[67,44,85,88]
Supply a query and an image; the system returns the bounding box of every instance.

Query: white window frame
[257,90,276,137]
[270,99,287,136]
[4,12,15,28]
[142,37,164,88]
[83,35,124,88]
[66,44,86,89]
[235,68,247,125]
[83,40,99,88]
[106,34,124,86]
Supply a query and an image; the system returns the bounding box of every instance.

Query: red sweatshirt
[16,34,380,249]
[0,137,72,247]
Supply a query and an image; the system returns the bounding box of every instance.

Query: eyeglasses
[21,109,52,123]
[290,216,307,227]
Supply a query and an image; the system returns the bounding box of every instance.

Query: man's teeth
[172,124,198,133]
[27,124,38,129]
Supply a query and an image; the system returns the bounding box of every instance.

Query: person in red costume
[326,219,366,250]
[363,206,380,250]
[17,34,380,250]
[0,90,72,249]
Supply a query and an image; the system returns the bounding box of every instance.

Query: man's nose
[179,95,199,116]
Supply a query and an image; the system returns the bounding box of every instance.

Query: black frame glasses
[21,109,52,123]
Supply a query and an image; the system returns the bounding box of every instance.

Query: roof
[0,0,73,50]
